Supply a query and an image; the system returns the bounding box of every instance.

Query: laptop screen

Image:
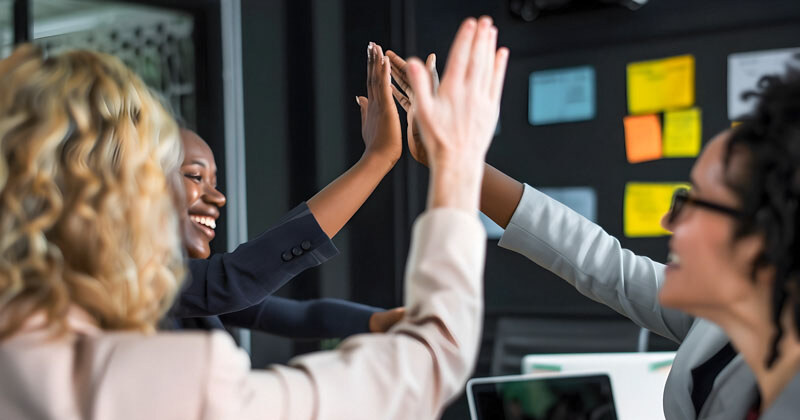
[469,374,618,420]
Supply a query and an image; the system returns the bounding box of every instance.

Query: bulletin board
[410,2,800,319]
[482,22,800,315]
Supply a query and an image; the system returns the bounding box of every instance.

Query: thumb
[356,96,368,126]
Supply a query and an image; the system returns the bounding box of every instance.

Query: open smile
[189,214,216,240]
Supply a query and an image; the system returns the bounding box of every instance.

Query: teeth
[190,215,216,230]
[667,252,680,265]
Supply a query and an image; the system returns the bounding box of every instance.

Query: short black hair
[725,65,800,368]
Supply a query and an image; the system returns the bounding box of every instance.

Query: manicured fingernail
[355,96,360,106]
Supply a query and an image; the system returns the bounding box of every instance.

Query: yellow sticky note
[624,182,690,238]
[663,107,702,158]
[624,114,662,163]
[627,55,695,114]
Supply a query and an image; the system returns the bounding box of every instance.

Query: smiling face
[658,130,767,319]
[180,129,226,259]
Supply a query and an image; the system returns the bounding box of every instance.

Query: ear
[734,233,771,286]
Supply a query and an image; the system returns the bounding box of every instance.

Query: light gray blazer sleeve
[498,184,694,343]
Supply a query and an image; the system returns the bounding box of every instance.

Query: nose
[660,211,673,232]
[203,184,227,208]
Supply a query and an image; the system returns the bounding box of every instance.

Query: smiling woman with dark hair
[167,41,408,335]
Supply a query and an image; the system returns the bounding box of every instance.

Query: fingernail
[355,96,360,106]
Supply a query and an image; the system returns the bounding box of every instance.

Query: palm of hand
[359,43,402,166]
[362,97,402,165]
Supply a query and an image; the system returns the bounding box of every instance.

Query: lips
[666,251,681,271]
[189,214,216,240]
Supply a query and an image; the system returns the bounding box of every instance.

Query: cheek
[660,218,749,310]
[182,179,200,206]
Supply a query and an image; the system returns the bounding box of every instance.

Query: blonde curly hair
[0,45,185,339]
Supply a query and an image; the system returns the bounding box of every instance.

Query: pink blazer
[0,209,486,420]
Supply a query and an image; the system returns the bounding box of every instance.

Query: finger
[391,65,411,94]
[490,47,510,105]
[387,50,408,79]
[426,53,440,92]
[482,26,498,92]
[387,50,407,68]
[442,17,478,86]
[366,42,375,98]
[391,84,411,112]
[389,51,412,95]
[466,16,493,87]
[357,96,368,127]
[406,58,434,118]
[374,44,393,98]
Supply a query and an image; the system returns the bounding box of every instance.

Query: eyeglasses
[667,188,743,224]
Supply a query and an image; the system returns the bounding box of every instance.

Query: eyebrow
[190,160,208,168]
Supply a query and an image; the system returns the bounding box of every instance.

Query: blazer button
[301,240,311,250]
[292,247,303,256]
[281,251,293,262]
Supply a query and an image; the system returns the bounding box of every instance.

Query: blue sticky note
[529,66,596,125]
[539,187,597,222]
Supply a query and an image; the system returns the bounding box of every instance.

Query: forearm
[480,163,524,228]
[284,210,486,419]
[220,296,380,339]
[172,203,337,318]
[307,153,393,238]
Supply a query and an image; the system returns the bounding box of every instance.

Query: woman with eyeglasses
[391,51,800,418]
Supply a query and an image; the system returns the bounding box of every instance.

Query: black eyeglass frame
[668,188,743,224]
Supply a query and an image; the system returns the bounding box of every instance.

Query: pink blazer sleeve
[202,209,486,420]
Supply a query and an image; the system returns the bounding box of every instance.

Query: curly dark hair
[725,66,800,368]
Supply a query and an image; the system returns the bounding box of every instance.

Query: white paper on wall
[728,47,800,120]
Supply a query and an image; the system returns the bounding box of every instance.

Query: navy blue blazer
[170,203,379,337]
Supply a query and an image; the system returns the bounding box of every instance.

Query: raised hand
[356,42,402,168]
[387,51,438,166]
[406,16,509,211]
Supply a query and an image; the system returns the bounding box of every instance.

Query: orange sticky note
[624,114,662,163]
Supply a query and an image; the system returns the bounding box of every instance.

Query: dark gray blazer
[171,203,379,337]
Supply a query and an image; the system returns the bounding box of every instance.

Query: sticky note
[479,212,504,240]
[539,187,597,222]
[624,114,662,163]
[529,66,596,125]
[728,48,800,120]
[627,55,695,114]
[624,182,690,238]
[663,107,702,158]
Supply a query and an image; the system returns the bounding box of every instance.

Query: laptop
[522,352,676,420]
[467,372,618,420]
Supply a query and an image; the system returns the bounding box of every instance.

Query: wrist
[428,162,484,212]
[361,149,398,173]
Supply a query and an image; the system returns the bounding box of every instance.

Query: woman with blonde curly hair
[0,15,508,420]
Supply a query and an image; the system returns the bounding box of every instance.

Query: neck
[714,300,800,412]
